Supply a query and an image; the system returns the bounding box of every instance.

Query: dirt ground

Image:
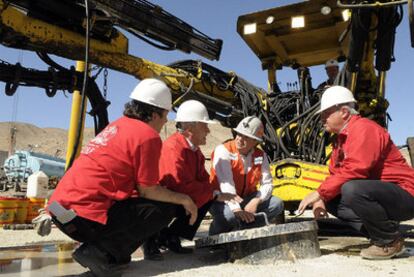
[1,214,413,277]
[1,123,413,276]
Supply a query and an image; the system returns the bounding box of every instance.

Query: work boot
[142,237,163,261]
[360,238,405,260]
[72,243,125,277]
[162,234,193,254]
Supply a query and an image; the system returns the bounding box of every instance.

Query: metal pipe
[267,69,276,93]
[378,71,387,98]
[65,61,88,170]
[350,72,358,93]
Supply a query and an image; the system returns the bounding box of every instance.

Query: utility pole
[8,125,17,156]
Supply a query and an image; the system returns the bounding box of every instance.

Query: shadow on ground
[320,240,414,257]
[122,247,227,277]
[288,217,414,238]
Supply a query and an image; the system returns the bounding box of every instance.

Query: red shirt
[159,132,213,208]
[48,116,162,224]
[317,115,414,201]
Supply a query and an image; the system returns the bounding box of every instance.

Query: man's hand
[181,195,198,225]
[32,208,52,236]
[297,191,321,215]
[234,209,255,223]
[216,193,243,203]
[312,199,328,219]
[138,185,198,224]
[244,198,261,214]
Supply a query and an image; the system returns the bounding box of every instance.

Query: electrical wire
[168,60,329,164]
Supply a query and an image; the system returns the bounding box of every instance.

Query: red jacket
[317,115,414,201]
[210,140,263,197]
[159,132,213,208]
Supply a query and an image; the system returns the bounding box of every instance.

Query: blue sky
[0,0,413,145]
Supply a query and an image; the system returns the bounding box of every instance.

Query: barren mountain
[1,121,411,167]
[0,121,233,165]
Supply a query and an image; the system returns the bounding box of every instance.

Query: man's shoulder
[351,116,383,131]
[317,80,329,90]
[347,116,389,139]
[213,143,236,161]
[116,116,156,134]
[116,118,161,146]
[164,132,189,151]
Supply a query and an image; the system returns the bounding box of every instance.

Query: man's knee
[341,180,363,204]
[220,207,237,224]
[270,196,284,211]
[263,196,284,217]
[154,202,178,223]
[134,200,177,226]
[210,203,237,225]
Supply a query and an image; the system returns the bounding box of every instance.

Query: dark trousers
[161,201,213,241]
[326,180,414,245]
[53,198,176,263]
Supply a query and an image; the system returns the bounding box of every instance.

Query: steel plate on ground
[195,221,320,264]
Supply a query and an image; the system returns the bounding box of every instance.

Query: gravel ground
[0,227,73,249]
[1,217,413,276]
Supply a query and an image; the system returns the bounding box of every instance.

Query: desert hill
[1,121,411,168]
[0,121,233,166]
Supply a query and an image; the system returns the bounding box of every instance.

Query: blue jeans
[209,193,284,235]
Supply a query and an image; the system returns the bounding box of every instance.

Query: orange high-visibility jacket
[210,140,263,197]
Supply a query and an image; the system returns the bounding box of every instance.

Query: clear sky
[0,0,413,145]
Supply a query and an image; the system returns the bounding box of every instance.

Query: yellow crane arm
[0,1,240,104]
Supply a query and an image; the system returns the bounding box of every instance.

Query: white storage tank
[27,171,49,198]
[3,150,65,179]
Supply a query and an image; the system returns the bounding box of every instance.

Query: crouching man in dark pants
[47,79,197,277]
[298,86,414,260]
[142,100,240,260]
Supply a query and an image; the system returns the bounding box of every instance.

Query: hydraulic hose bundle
[168,60,331,164]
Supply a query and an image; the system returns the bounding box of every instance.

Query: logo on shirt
[81,125,118,154]
[254,156,263,165]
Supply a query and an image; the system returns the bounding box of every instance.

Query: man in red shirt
[47,78,197,277]
[298,86,414,260]
[143,100,240,260]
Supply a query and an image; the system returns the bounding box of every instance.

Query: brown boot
[360,238,405,260]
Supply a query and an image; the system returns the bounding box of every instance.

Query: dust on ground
[1,215,413,277]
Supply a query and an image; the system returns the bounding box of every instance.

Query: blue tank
[3,150,66,179]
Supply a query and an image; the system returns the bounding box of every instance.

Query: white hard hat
[129,78,172,110]
[175,100,215,123]
[317,86,356,114]
[233,116,264,142]
[325,59,339,68]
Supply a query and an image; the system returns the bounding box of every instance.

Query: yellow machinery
[1,0,413,211]
[237,0,413,210]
